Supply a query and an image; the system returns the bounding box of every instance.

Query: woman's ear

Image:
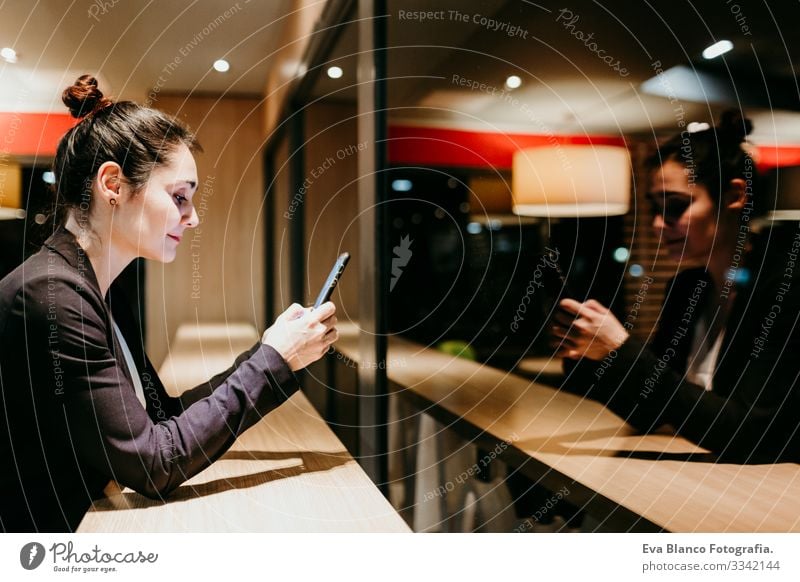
[724,178,747,211]
[94,162,124,206]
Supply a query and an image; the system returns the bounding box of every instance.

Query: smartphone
[313,252,350,309]
[539,247,575,311]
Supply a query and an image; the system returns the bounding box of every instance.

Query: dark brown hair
[647,110,761,215]
[50,74,201,229]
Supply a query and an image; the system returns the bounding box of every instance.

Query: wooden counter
[78,323,410,533]
[334,322,800,532]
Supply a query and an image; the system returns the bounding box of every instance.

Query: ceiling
[312,0,800,142]
[0,0,295,112]
[2,0,799,143]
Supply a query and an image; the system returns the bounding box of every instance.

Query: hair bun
[62,75,112,119]
[717,109,753,142]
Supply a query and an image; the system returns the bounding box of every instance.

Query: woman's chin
[665,244,702,264]
[144,247,176,263]
[671,253,705,268]
[667,250,686,262]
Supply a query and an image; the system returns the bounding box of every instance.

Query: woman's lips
[167,234,181,243]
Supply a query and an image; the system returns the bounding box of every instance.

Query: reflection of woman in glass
[0,76,338,532]
[555,112,800,462]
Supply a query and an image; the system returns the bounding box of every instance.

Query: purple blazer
[0,226,298,531]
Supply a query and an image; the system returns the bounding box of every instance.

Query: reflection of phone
[539,248,575,311]
[313,252,350,309]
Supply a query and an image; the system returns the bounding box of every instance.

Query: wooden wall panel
[146,95,265,366]
[272,137,293,318]
[303,102,360,320]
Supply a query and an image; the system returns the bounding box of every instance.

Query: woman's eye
[174,194,187,204]
[664,196,691,221]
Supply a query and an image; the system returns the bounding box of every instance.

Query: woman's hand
[551,298,629,361]
[261,302,338,371]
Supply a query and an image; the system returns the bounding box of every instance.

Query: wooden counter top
[334,322,800,532]
[78,323,410,533]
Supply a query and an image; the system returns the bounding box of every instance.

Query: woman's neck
[64,214,132,297]
[706,224,746,309]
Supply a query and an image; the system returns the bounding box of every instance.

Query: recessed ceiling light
[505,75,522,89]
[327,66,343,79]
[213,59,230,73]
[1,47,17,63]
[391,179,412,192]
[702,40,733,60]
[687,122,710,133]
[466,222,482,234]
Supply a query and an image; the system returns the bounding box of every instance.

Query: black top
[564,225,800,463]
[0,226,299,532]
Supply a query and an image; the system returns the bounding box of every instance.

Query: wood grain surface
[335,322,800,532]
[78,323,410,533]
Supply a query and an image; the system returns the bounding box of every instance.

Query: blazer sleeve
[563,283,800,462]
[173,340,266,409]
[23,277,299,499]
[105,280,270,413]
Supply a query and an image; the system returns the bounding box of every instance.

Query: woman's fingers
[557,298,584,315]
[555,345,581,359]
[550,335,578,351]
[584,299,608,314]
[311,301,336,322]
[550,310,574,327]
[320,315,338,328]
[551,309,591,337]
[283,303,306,321]
[318,328,339,356]
[559,298,609,319]
[263,302,342,371]
[551,323,580,342]
[552,298,624,362]
[553,316,594,338]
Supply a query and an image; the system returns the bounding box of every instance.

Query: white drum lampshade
[766,165,800,221]
[512,145,631,217]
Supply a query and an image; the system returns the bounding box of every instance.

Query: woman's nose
[184,204,199,228]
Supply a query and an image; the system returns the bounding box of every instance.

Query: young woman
[555,112,800,463]
[0,75,338,532]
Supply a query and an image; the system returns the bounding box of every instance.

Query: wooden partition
[292,102,361,450]
[270,136,294,319]
[302,102,360,317]
[146,95,266,366]
[262,0,390,478]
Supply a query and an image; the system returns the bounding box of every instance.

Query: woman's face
[648,160,719,264]
[115,143,199,263]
